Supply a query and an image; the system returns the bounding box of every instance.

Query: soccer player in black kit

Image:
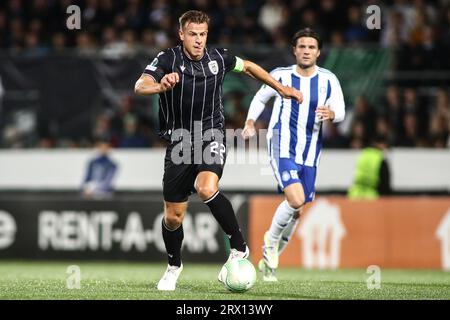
[135,10,302,290]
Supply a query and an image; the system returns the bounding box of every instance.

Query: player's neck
[296,64,316,77]
[182,46,204,61]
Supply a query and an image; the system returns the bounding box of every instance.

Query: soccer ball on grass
[221,258,256,293]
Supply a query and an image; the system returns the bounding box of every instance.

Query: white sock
[278,217,299,254]
[267,200,297,246]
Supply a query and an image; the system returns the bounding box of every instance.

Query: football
[221,258,257,293]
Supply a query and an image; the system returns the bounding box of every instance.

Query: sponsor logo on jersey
[146,58,158,71]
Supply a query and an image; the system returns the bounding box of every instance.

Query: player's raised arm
[135,49,179,96]
[134,72,179,96]
[242,81,278,139]
[240,60,303,103]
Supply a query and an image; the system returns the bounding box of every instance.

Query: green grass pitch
[0,261,449,300]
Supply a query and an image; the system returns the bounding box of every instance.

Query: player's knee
[286,196,304,210]
[195,184,217,200]
[164,205,185,229]
[164,213,183,229]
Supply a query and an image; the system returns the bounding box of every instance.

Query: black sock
[204,191,246,252]
[161,218,183,267]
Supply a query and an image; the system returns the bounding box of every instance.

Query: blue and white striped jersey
[248,65,345,167]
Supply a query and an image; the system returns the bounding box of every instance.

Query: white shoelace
[229,248,247,259]
[162,266,180,280]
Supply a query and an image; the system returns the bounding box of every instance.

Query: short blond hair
[179,10,210,29]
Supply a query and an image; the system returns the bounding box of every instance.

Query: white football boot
[263,231,279,269]
[157,264,183,291]
[258,259,278,282]
[218,246,250,283]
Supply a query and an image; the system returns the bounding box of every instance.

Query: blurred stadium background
[0,0,449,300]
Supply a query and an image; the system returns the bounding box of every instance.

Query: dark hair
[372,134,389,148]
[179,10,210,29]
[93,133,111,145]
[291,28,322,49]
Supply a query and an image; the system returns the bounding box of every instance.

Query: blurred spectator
[258,0,288,36]
[381,9,409,47]
[81,135,118,199]
[92,113,112,145]
[401,88,430,145]
[100,26,122,58]
[51,32,67,52]
[353,96,375,134]
[348,120,366,149]
[345,5,369,44]
[391,0,416,32]
[429,112,449,148]
[97,0,116,28]
[375,116,394,146]
[397,112,418,147]
[339,95,375,146]
[429,88,450,147]
[101,28,138,58]
[141,28,156,52]
[23,31,48,57]
[9,19,25,52]
[296,8,325,39]
[381,84,403,139]
[83,0,98,25]
[224,91,248,130]
[148,0,170,27]
[409,11,428,46]
[111,94,142,141]
[154,18,173,49]
[435,88,450,121]
[121,29,138,56]
[1,108,36,148]
[323,122,348,148]
[330,30,345,47]
[348,134,392,199]
[118,114,148,148]
[124,0,146,32]
[316,0,347,42]
[0,10,6,47]
[37,137,55,149]
[76,32,97,56]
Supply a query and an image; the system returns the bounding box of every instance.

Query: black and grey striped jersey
[143,45,238,142]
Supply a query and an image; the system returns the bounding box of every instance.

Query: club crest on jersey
[208,61,219,75]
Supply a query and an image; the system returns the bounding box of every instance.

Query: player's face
[179,22,208,60]
[293,37,320,69]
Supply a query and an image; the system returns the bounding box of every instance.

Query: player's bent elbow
[242,60,250,72]
[134,82,142,95]
[242,60,256,74]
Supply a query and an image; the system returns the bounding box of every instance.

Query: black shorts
[163,139,227,202]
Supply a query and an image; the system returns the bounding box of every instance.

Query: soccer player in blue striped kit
[242,28,346,281]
